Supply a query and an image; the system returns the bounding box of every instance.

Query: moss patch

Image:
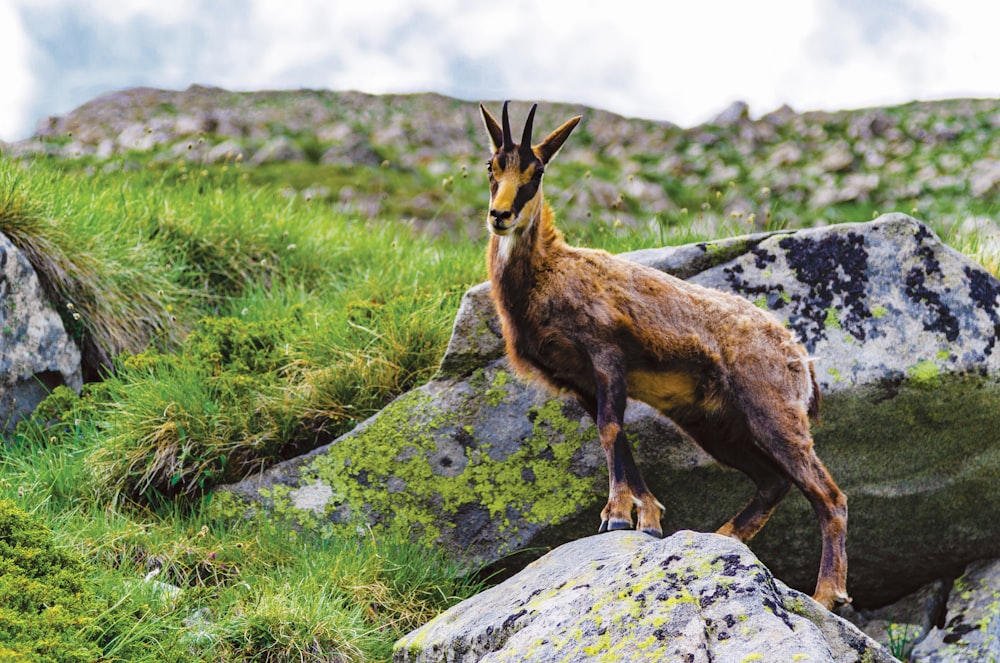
[272,380,599,549]
[907,359,941,389]
[0,499,101,662]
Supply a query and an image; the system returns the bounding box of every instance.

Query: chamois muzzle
[489,208,513,234]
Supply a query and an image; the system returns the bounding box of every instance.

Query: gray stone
[841,579,950,660]
[222,215,1000,607]
[0,233,83,431]
[394,531,897,663]
[204,140,247,164]
[911,560,1000,662]
[249,137,304,165]
[712,100,750,127]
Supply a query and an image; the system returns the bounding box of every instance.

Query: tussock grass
[0,160,187,377]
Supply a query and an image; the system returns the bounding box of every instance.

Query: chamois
[479,101,849,609]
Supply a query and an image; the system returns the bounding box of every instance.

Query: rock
[712,100,750,127]
[970,159,1000,197]
[204,140,247,164]
[393,531,897,663]
[221,214,1000,607]
[0,233,83,431]
[910,560,1000,662]
[820,141,855,172]
[841,579,951,660]
[249,137,304,165]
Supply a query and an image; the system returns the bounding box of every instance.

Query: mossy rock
[222,215,1000,607]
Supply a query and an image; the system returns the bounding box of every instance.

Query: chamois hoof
[813,590,852,611]
[639,527,663,539]
[598,519,632,534]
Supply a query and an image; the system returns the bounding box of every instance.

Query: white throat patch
[495,234,515,268]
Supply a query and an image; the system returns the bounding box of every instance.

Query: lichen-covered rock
[841,578,950,660]
[910,560,1000,662]
[0,233,82,431]
[222,214,1000,607]
[393,531,898,663]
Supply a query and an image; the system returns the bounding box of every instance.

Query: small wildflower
[73,313,81,321]
[747,213,756,225]
[680,207,688,215]
[613,218,623,229]
[872,210,880,219]
[701,202,711,211]
[715,190,722,199]
[584,170,592,179]
[66,302,75,311]
[145,127,152,134]
[381,160,391,168]
[286,244,297,251]
[730,211,742,218]
[911,207,919,215]
[760,187,771,197]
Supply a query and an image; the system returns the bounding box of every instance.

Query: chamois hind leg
[587,356,665,537]
[744,402,850,610]
[676,415,792,542]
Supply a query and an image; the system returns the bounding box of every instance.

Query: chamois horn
[521,103,538,150]
[501,100,513,149]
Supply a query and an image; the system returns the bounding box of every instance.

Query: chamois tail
[807,362,822,424]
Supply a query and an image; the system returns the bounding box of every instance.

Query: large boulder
[0,233,82,431]
[393,530,897,663]
[221,214,1000,606]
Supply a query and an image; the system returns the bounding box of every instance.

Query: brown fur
[479,102,849,609]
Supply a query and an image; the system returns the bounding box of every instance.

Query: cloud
[3,0,999,141]
[0,3,36,140]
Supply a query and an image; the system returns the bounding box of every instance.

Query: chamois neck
[487,203,564,283]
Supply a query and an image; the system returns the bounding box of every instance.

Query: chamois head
[480,101,581,236]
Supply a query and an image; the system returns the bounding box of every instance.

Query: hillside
[5,86,1000,253]
[3,86,1000,661]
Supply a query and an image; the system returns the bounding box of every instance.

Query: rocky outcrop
[0,233,82,431]
[221,214,1000,607]
[394,530,897,663]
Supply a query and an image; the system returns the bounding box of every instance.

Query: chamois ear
[536,115,582,165]
[480,103,504,153]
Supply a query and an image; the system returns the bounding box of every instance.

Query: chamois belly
[626,369,723,416]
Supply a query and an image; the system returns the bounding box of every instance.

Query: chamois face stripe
[511,174,540,218]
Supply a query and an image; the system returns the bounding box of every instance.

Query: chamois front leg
[589,357,665,537]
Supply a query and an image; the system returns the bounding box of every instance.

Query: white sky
[1,0,998,142]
